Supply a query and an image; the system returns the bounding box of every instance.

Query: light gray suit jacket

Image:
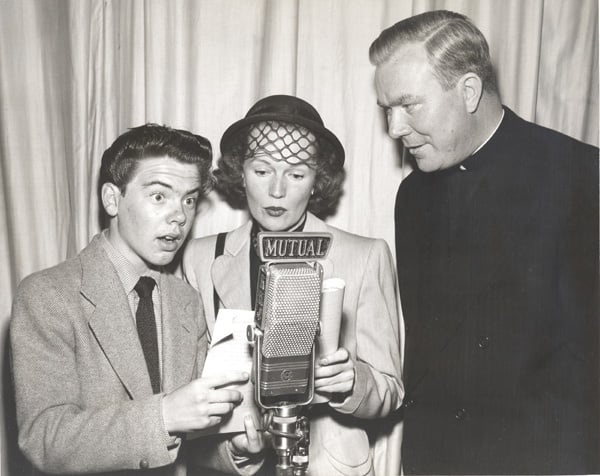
[10,234,241,476]
[183,213,404,476]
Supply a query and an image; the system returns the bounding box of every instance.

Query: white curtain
[1,0,597,473]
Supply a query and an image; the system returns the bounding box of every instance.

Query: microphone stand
[250,233,332,475]
[249,326,315,476]
[266,405,310,476]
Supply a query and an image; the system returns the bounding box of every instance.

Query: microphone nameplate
[257,232,332,262]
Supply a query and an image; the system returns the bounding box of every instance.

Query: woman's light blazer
[183,212,404,476]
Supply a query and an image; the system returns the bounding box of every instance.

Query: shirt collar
[472,109,505,156]
[101,230,161,294]
[455,109,506,173]
[251,213,307,238]
[250,213,307,259]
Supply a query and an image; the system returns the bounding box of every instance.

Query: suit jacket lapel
[81,236,153,399]
[304,213,334,279]
[161,278,200,391]
[212,221,253,313]
[211,215,334,315]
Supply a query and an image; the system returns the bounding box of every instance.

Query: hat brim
[220,113,345,167]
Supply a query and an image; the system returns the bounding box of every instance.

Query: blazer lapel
[211,215,334,317]
[161,277,200,392]
[304,213,334,279]
[81,236,154,399]
[212,221,253,315]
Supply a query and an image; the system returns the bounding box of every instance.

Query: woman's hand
[314,347,355,396]
[229,414,265,457]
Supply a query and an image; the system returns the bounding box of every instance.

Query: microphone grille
[261,263,322,358]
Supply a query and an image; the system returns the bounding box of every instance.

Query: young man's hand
[161,372,248,432]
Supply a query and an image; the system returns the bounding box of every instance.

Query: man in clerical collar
[370,10,599,475]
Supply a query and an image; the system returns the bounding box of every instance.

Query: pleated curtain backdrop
[1,1,598,473]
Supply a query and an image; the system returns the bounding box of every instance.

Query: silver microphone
[247,231,333,476]
[254,261,322,407]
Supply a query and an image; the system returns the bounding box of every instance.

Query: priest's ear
[459,72,483,113]
[101,182,122,218]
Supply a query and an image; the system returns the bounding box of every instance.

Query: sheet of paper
[188,309,261,438]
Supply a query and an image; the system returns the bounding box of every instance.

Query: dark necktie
[134,277,160,394]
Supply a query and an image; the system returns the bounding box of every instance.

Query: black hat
[220,95,345,167]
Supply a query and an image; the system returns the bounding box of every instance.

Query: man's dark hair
[99,123,213,195]
[369,10,498,94]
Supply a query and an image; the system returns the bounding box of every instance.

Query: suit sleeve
[188,437,264,476]
[331,239,404,418]
[181,240,264,475]
[9,273,177,474]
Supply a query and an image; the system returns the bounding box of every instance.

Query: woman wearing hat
[183,95,403,476]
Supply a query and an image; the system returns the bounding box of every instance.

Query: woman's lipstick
[265,206,286,217]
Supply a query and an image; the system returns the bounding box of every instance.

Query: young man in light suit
[10,124,263,475]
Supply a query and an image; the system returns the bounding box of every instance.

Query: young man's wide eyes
[184,196,197,207]
[150,192,165,202]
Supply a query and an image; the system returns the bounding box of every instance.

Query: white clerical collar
[472,109,505,155]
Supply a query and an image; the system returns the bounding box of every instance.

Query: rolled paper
[313,278,346,404]
[317,278,345,359]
